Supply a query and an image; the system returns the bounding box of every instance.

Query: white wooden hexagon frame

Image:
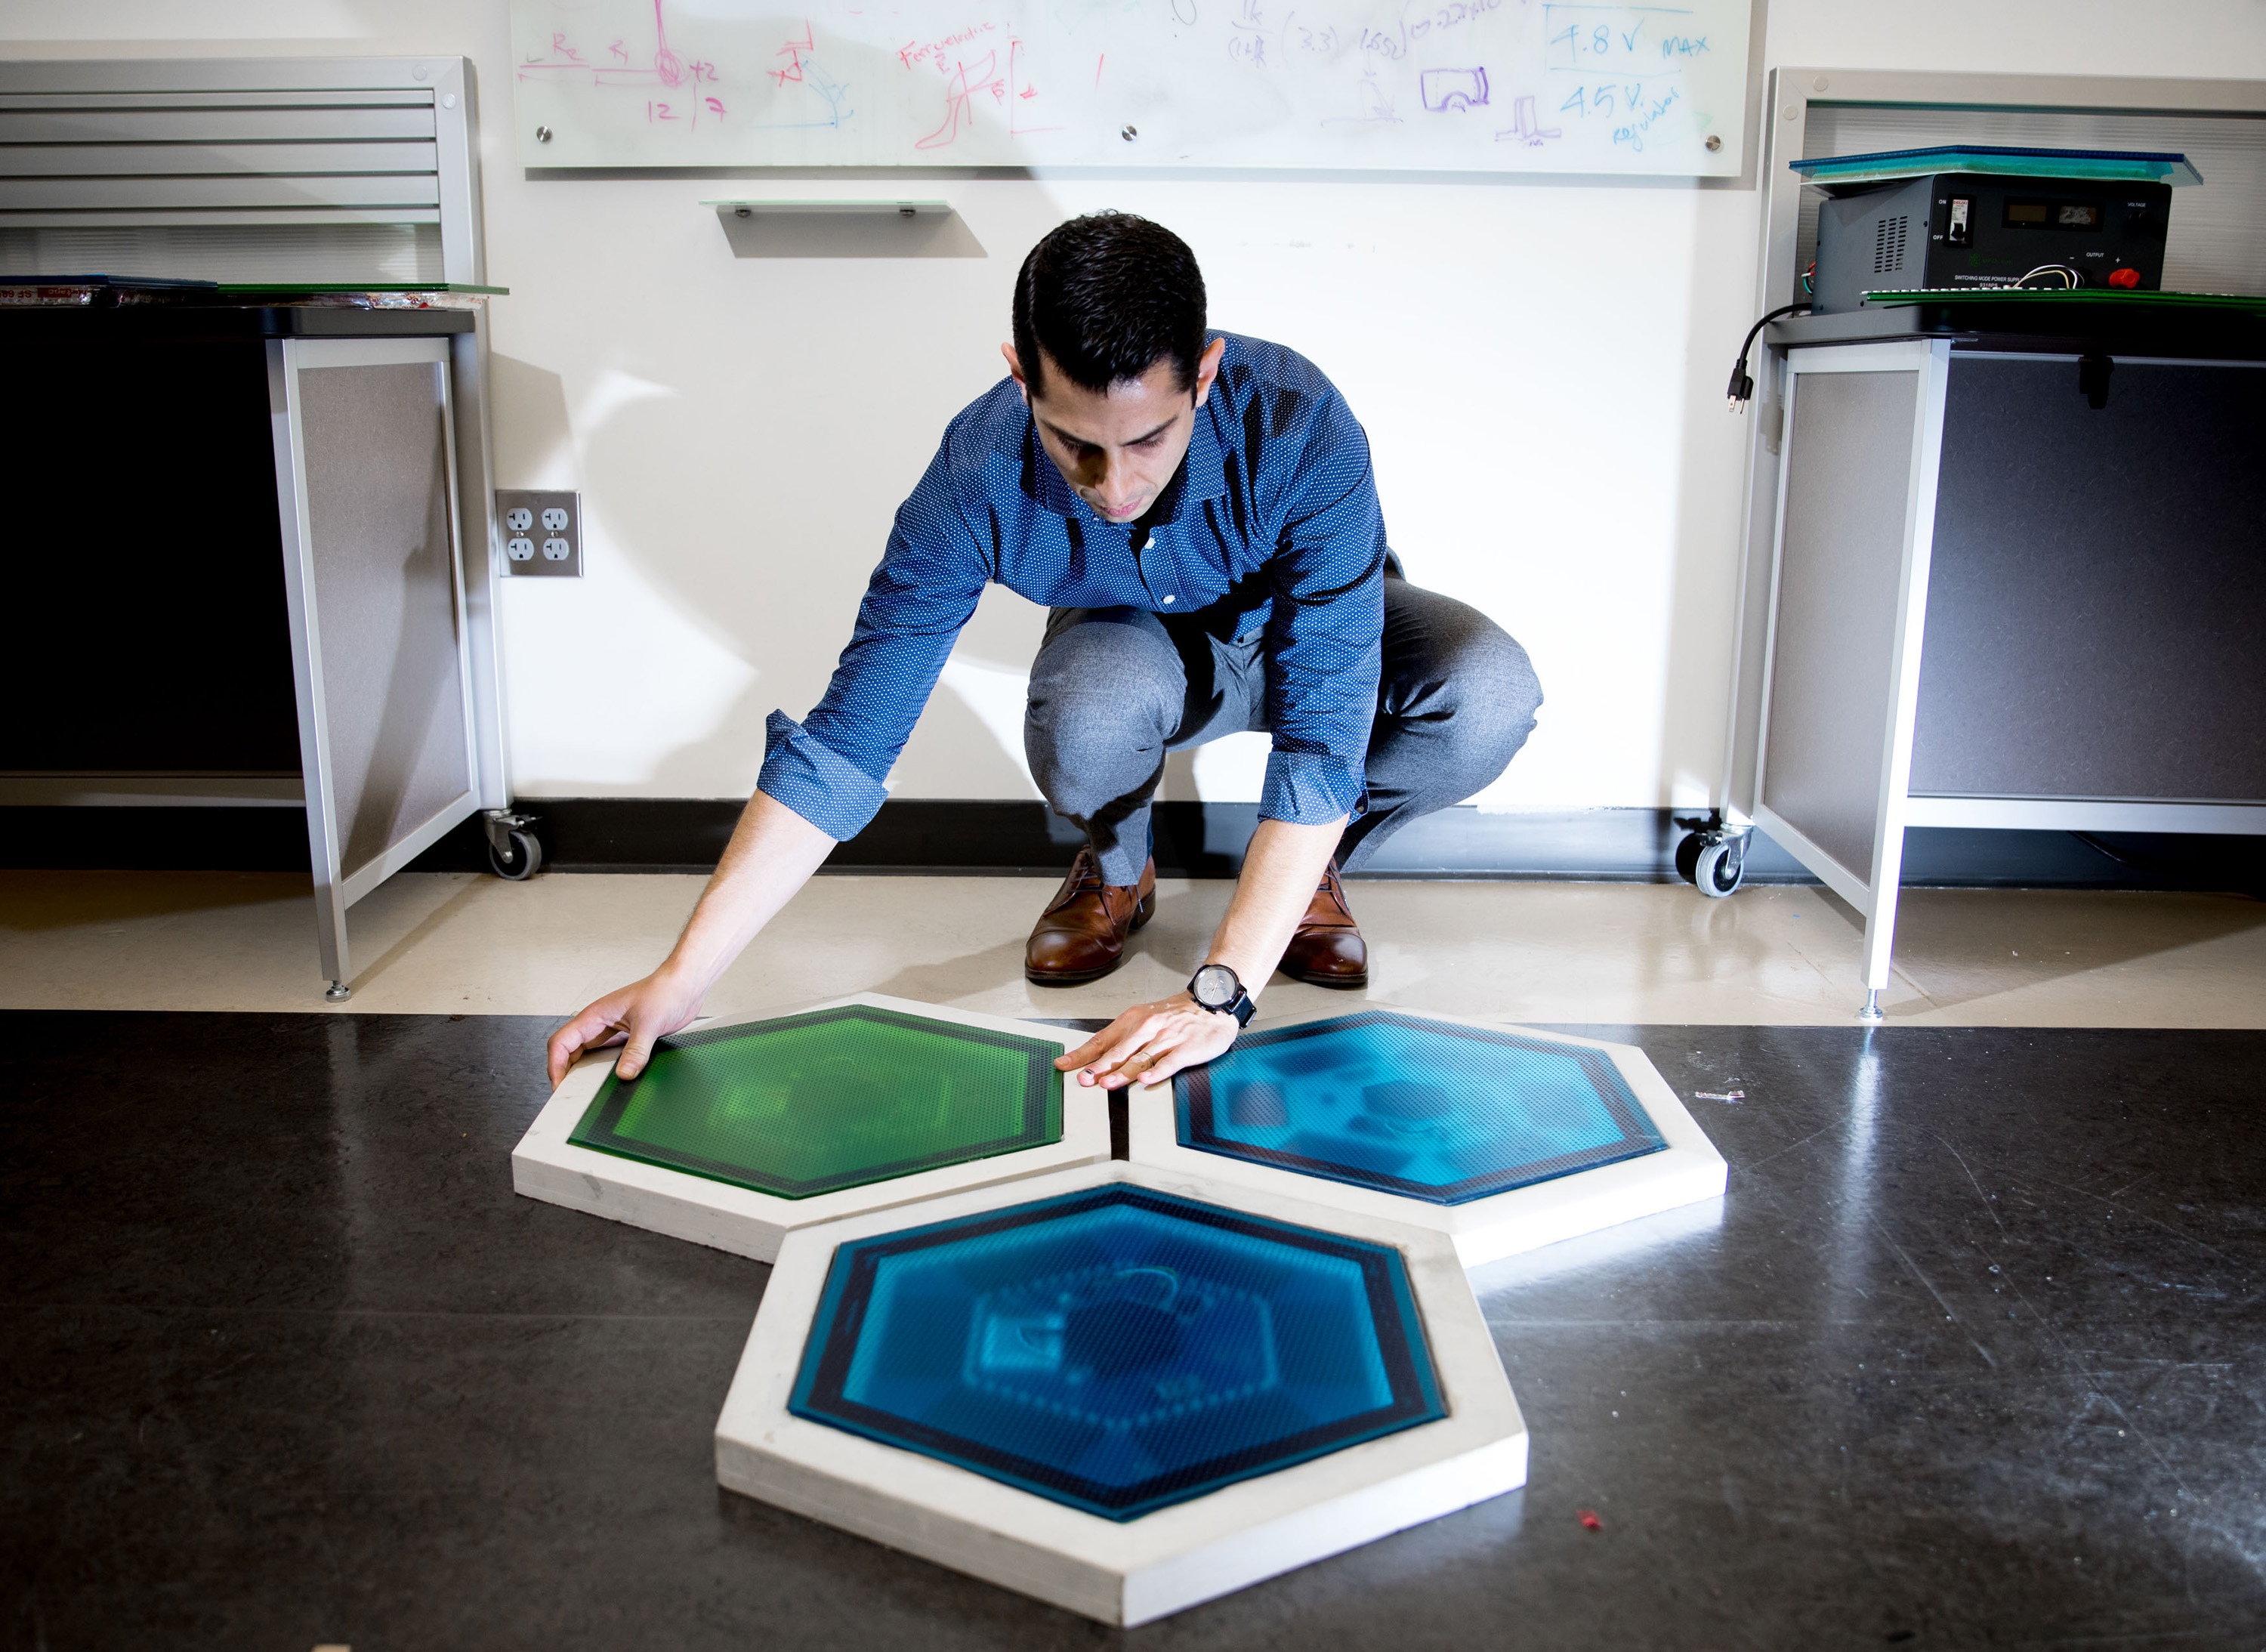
[1128,1010,1727,1271]
[511,993,1107,1264]
[715,1159,1525,1627]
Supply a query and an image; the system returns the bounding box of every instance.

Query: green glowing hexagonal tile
[570,1002,1061,1198]
[512,995,1108,1262]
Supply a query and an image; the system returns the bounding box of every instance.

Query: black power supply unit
[1811,172,2172,313]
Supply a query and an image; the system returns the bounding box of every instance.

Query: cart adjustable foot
[325,980,353,1002]
[1857,987,1884,1021]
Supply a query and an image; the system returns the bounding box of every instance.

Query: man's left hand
[1056,991,1239,1090]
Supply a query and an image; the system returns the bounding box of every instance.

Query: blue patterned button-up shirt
[758,332,1388,839]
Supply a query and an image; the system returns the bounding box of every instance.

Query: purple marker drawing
[1419,66,1488,112]
[1495,92,1562,144]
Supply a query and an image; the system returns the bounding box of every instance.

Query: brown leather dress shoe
[1279,860,1368,989]
[1025,848,1156,986]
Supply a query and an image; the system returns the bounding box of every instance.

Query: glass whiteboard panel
[510,0,1751,174]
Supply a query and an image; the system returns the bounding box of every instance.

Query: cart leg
[1855,838,1904,1021]
[313,874,353,1003]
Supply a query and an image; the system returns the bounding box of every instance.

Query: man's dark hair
[1012,212,1207,397]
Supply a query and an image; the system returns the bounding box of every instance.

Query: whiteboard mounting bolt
[1122,125,1138,141]
[735,206,752,218]
[1705,134,1721,152]
[536,125,553,143]
[900,205,915,218]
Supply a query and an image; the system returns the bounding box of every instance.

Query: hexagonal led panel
[570,1002,1064,1198]
[512,994,1107,1263]
[790,1182,1445,1521]
[717,1163,1525,1626]
[1131,1009,1725,1270]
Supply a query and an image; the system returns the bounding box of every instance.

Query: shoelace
[1057,850,1115,901]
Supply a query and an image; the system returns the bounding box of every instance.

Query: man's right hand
[545,965,708,1089]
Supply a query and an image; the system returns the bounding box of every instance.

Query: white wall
[10,0,2264,809]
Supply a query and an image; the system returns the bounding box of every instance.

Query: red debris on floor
[1579,1510,1603,1531]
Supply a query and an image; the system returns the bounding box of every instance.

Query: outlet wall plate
[497,488,582,576]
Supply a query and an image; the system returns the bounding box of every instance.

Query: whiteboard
[510,0,1752,174]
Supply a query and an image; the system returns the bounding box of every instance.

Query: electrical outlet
[496,489,582,577]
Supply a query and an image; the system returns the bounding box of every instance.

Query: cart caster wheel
[1675,830,1706,886]
[488,828,543,881]
[1693,836,1746,897]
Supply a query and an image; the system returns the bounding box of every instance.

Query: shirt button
[1162,594,1175,604]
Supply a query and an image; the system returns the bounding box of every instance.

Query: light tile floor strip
[2,871,2260,1027]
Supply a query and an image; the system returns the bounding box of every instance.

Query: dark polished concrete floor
[2,1011,2262,1650]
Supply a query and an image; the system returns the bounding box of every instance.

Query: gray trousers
[1024,572,1543,885]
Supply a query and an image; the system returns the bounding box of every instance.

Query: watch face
[1192,964,1239,1009]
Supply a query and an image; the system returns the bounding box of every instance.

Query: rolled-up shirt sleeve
[756,441,989,840]
[1258,391,1385,826]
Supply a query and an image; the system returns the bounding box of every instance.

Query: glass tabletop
[1792,145,2202,190]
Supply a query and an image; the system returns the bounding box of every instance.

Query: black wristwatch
[1189,962,1256,1028]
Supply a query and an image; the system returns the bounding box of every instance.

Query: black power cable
[1726,303,1811,412]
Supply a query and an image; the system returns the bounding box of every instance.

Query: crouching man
[545,212,1541,1095]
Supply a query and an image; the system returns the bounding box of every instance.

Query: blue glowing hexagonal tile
[1176,1010,1663,1203]
[1133,1011,1727,1269]
[787,1183,1444,1521]
[717,1164,1527,1625]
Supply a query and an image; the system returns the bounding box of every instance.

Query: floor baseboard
[9,798,2252,893]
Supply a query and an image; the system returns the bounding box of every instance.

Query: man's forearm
[1205,816,1344,995]
[543,789,838,1085]
[661,789,838,992]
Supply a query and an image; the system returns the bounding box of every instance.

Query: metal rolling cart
[1692,67,2266,1017]
[0,57,536,999]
